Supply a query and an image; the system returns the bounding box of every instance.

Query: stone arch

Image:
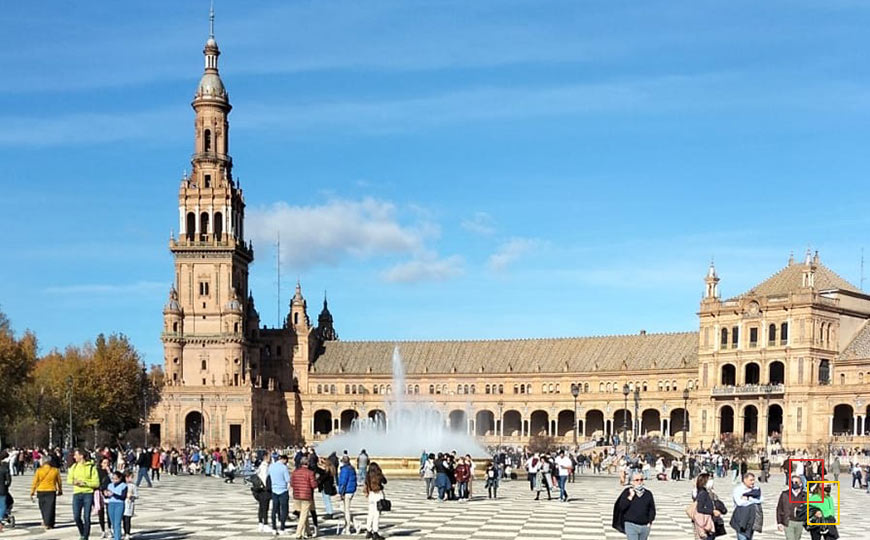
[670,408,689,436]
[744,362,761,385]
[340,409,358,432]
[503,410,522,437]
[832,404,853,435]
[585,410,604,437]
[641,409,660,435]
[742,404,758,439]
[530,410,549,436]
[766,404,783,436]
[184,411,204,447]
[368,409,386,427]
[721,364,736,386]
[313,409,332,435]
[769,361,785,385]
[475,410,495,436]
[719,405,734,434]
[557,409,575,437]
[614,409,632,437]
[449,410,467,432]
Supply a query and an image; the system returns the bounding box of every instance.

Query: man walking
[135,448,152,488]
[68,448,101,540]
[291,456,318,539]
[731,472,763,540]
[775,474,806,540]
[555,450,572,502]
[268,454,291,535]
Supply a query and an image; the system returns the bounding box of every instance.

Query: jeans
[624,521,650,540]
[737,532,754,540]
[0,495,6,522]
[322,491,334,515]
[257,494,270,525]
[271,492,289,531]
[557,475,568,500]
[72,492,94,540]
[458,481,468,499]
[136,466,152,487]
[424,477,434,498]
[108,503,124,540]
[785,520,804,540]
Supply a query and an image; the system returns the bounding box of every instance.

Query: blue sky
[1,1,869,366]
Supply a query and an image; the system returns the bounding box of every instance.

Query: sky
[1,0,869,367]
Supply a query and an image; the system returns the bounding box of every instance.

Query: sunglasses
[632,478,644,482]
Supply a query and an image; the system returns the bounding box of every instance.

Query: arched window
[330,384,336,394]
[520,384,525,394]
[584,383,589,392]
[721,328,728,347]
[485,384,491,394]
[428,384,434,394]
[642,381,648,392]
[658,380,664,391]
[599,382,604,392]
[386,385,392,394]
[414,384,420,394]
[201,359,207,370]
[345,384,350,394]
[840,373,846,385]
[373,385,379,394]
[498,384,504,394]
[665,381,671,391]
[214,212,223,238]
[204,129,212,152]
[317,384,322,394]
[780,322,788,345]
[859,372,864,384]
[464,384,469,394]
[172,322,178,332]
[186,212,196,241]
[768,323,777,346]
[200,212,210,238]
[672,379,677,390]
[352,385,357,394]
[514,384,519,394]
[526,384,532,394]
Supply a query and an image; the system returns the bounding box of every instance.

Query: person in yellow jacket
[30,457,63,529]
[68,449,100,540]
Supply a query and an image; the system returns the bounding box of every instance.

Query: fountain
[315,346,486,475]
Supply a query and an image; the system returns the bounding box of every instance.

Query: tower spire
[209,0,215,39]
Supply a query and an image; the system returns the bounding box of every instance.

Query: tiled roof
[842,321,870,361]
[729,260,860,300]
[311,332,698,375]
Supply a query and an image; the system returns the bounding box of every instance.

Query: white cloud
[461,212,496,236]
[43,281,166,295]
[247,197,437,269]
[488,237,541,271]
[382,252,465,283]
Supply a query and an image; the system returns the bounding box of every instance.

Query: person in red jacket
[291,457,318,539]
[455,459,471,501]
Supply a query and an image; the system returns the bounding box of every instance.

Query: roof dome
[164,286,182,313]
[196,73,226,100]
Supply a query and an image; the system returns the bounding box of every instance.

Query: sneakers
[102,532,109,539]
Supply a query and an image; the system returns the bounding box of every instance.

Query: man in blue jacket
[337,456,357,534]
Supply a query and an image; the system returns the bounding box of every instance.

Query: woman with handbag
[692,473,726,540]
[364,462,387,540]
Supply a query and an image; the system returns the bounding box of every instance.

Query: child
[224,461,236,483]
[123,471,138,540]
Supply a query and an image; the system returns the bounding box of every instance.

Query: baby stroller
[1,493,15,528]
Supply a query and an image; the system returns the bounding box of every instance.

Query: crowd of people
[1,441,865,540]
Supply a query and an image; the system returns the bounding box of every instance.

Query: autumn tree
[0,309,38,447]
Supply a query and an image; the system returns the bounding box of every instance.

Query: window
[498,384,504,394]
[200,212,209,238]
[374,385,379,394]
[345,384,350,394]
[702,364,708,387]
[428,385,434,394]
[749,327,758,347]
[173,373,178,381]
[781,322,788,345]
[527,384,532,394]
[469,385,475,394]
[584,383,590,392]
[277,346,282,356]
[201,360,207,370]
[204,174,211,188]
[330,384,336,394]
[840,373,846,385]
[818,360,830,385]
[797,407,802,432]
[798,357,804,384]
[233,322,239,333]
[199,281,210,296]
[485,384,491,394]
[520,384,525,394]
[204,129,212,152]
[599,382,604,392]
[721,328,728,347]
[172,322,178,332]
[768,324,777,346]
[186,212,196,240]
[731,326,739,348]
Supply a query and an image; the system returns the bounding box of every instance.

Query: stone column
[854,415,859,436]
[829,415,833,436]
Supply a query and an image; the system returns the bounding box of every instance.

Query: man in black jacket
[775,475,806,540]
[135,448,153,487]
[613,472,656,539]
[0,451,11,532]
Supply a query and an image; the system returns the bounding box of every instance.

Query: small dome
[206,37,218,49]
[164,287,182,313]
[196,73,226,100]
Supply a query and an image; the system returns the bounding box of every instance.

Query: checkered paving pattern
[3,472,865,539]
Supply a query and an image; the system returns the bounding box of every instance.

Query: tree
[0,309,38,447]
[720,433,755,462]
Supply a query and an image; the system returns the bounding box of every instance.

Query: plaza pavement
[3,471,864,539]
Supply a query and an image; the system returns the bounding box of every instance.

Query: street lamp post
[66,375,73,450]
[497,400,504,449]
[200,394,205,447]
[141,362,148,447]
[622,384,630,456]
[682,388,689,475]
[633,387,640,443]
[571,384,580,448]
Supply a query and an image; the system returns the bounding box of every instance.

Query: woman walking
[104,471,128,540]
[29,456,62,530]
[613,472,656,540]
[337,456,357,534]
[485,461,499,499]
[96,457,113,538]
[364,462,387,540]
[691,473,724,540]
[317,457,337,517]
[252,453,272,533]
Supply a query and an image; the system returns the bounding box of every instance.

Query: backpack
[249,474,265,493]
